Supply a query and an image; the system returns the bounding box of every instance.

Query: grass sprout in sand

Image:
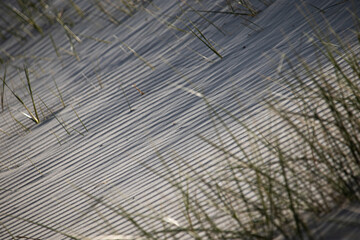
[4,66,39,124]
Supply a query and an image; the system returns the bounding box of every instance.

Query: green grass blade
[49,34,60,58]
[24,66,39,123]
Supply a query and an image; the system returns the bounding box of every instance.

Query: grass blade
[114,35,155,70]
[49,34,61,58]
[1,65,6,112]
[38,96,70,135]
[24,66,39,123]
[71,104,88,132]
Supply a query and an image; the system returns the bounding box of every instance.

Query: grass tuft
[4,66,39,124]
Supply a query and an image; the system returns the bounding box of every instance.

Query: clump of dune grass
[0,63,89,138]
[161,10,360,239]
[76,8,359,240]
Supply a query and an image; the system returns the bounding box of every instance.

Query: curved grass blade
[6,214,81,240]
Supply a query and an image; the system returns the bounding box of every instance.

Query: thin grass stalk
[94,0,121,25]
[307,34,360,106]
[182,179,202,240]
[190,177,232,239]
[193,9,253,16]
[148,149,231,238]
[1,65,6,112]
[301,114,343,209]
[6,214,81,240]
[148,151,202,239]
[67,181,157,240]
[49,34,61,58]
[276,145,311,240]
[94,57,104,89]
[38,96,70,135]
[191,194,228,239]
[225,165,262,236]
[53,78,65,107]
[49,129,63,145]
[180,1,226,35]
[67,0,85,18]
[254,162,272,235]
[0,220,16,240]
[71,104,88,132]
[94,207,118,235]
[313,94,360,184]
[57,114,83,136]
[213,185,254,238]
[56,17,81,43]
[66,32,80,61]
[105,0,132,16]
[81,72,97,90]
[207,146,265,235]
[120,0,137,13]
[67,123,84,136]
[120,80,133,112]
[38,103,47,120]
[261,166,291,238]
[114,36,155,70]
[221,156,291,238]
[274,19,360,204]
[24,66,39,122]
[182,178,198,239]
[205,105,256,234]
[1,45,15,58]
[0,127,10,136]
[174,150,261,238]
[4,81,38,124]
[144,8,187,33]
[26,155,43,176]
[176,11,222,59]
